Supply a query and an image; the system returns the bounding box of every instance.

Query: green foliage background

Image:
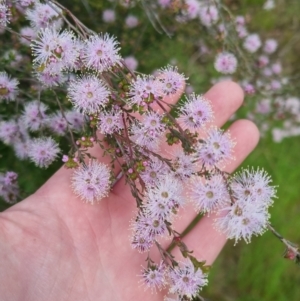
[1,0,300,300]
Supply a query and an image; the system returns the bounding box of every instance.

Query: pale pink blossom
[263,39,278,54]
[140,261,166,292]
[243,34,262,53]
[26,2,62,30]
[199,5,219,27]
[214,52,238,74]
[158,65,186,96]
[169,259,208,298]
[258,55,269,67]
[185,0,201,20]
[83,34,121,72]
[22,100,48,131]
[71,160,111,203]
[28,137,60,168]
[271,62,282,74]
[158,0,171,8]
[125,15,138,28]
[124,56,138,71]
[0,2,11,27]
[0,72,19,102]
[102,9,115,23]
[19,26,37,46]
[67,75,111,114]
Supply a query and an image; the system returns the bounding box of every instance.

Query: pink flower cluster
[0,1,283,300]
[0,72,19,102]
[0,171,19,204]
[214,52,238,74]
[71,160,111,204]
[0,2,11,27]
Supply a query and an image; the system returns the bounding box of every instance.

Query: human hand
[0,81,259,301]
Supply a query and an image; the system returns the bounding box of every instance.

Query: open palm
[0,81,259,301]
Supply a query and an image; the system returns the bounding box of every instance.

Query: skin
[0,81,259,301]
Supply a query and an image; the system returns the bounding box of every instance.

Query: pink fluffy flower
[131,231,154,253]
[185,0,201,19]
[98,107,124,135]
[158,0,171,8]
[195,127,235,168]
[0,120,20,145]
[216,200,270,244]
[125,15,138,28]
[168,259,208,298]
[145,174,184,220]
[26,2,62,30]
[231,168,276,208]
[3,171,18,186]
[235,16,245,26]
[178,94,213,130]
[83,33,121,72]
[68,74,111,114]
[102,9,115,23]
[28,137,60,168]
[271,62,282,74]
[142,111,165,133]
[65,110,85,132]
[263,0,275,10]
[34,66,66,87]
[243,34,262,53]
[242,82,256,95]
[130,119,163,151]
[0,72,19,102]
[236,25,248,39]
[140,261,166,292]
[0,2,11,27]
[47,112,68,136]
[262,67,272,77]
[18,0,35,7]
[3,49,23,68]
[270,79,281,91]
[143,188,173,220]
[189,174,230,213]
[199,5,219,27]
[128,74,162,107]
[19,26,37,46]
[218,23,227,36]
[263,38,278,54]
[255,98,271,114]
[124,56,138,71]
[22,100,48,131]
[185,85,194,94]
[132,213,167,238]
[258,55,269,68]
[140,156,170,186]
[31,28,79,71]
[13,136,32,160]
[235,16,247,38]
[158,65,186,96]
[215,168,276,244]
[71,160,111,204]
[284,97,300,115]
[0,171,19,204]
[171,147,196,180]
[214,52,238,74]
[272,128,286,142]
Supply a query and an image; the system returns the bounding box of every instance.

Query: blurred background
[1,0,300,300]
